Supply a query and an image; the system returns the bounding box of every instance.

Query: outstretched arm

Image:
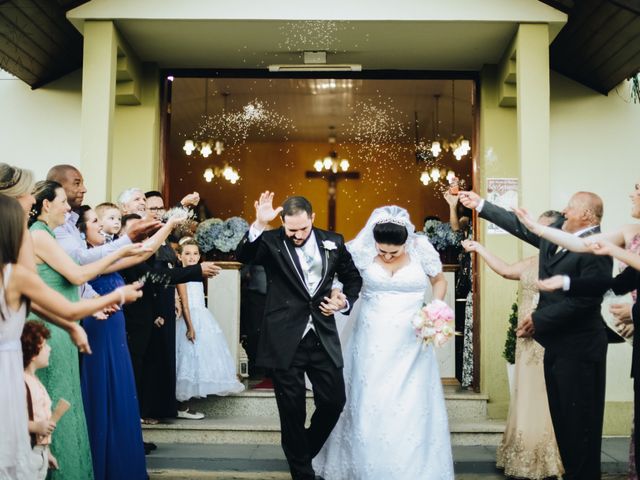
[462,239,533,281]
[15,264,142,321]
[459,191,541,248]
[585,238,640,271]
[513,207,626,253]
[444,192,460,232]
[30,229,140,285]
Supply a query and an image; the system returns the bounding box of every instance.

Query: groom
[236,191,362,480]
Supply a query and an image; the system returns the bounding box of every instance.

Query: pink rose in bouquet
[412,299,456,348]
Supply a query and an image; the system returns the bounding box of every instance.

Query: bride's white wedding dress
[313,207,454,480]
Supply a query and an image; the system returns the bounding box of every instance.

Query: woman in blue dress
[77,205,185,480]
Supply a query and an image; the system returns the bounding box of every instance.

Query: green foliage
[632,74,640,104]
[503,301,518,364]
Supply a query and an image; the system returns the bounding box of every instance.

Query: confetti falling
[190,98,296,149]
[278,21,346,52]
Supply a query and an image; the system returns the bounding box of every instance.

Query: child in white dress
[175,238,244,417]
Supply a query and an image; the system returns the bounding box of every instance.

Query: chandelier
[427,82,471,161]
[420,168,456,186]
[313,128,350,173]
[203,165,240,184]
[414,111,458,187]
[182,88,228,158]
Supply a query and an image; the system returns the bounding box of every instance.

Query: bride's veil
[347,205,416,271]
[335,205,442,347]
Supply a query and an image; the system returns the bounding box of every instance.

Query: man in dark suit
[236,191,362,480]
[460,190,612,480]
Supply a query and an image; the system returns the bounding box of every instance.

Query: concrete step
[145,441,630,479]
[142,416,506,446]
[189,385,489,422]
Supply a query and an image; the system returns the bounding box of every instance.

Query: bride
[313,206,454,479]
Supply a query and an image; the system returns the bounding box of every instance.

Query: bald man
[46,164,160,300]
[460,190,611,480]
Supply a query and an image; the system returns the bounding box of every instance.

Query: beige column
[516,24,551,220]
[80,20,117,205]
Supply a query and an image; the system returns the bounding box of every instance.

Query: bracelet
[115,287,125,306]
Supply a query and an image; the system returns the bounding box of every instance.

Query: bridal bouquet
[412,299,456,348]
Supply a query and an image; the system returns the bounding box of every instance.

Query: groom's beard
[288,233,312,248]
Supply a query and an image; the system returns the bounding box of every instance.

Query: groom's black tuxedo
[479,201,612,480]
[236,226,362,480]
[236,226,362,369]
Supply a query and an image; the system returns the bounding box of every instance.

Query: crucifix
[306,168,360,231]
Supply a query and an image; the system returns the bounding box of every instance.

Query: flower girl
[175,238,244,418]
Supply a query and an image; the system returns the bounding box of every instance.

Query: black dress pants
[270,330,346,480]
[543,347,607,480]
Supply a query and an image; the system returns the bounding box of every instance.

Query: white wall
[0,69,82,181]
[550,71,640,402]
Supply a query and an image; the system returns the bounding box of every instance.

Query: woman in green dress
[27,180,139,479]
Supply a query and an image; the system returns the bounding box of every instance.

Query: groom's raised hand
[254,191,283,229]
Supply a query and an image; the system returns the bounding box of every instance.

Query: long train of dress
[313,255,454,479]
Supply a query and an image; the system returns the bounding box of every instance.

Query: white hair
[117,187,144,208]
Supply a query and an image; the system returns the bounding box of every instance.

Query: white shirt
[248,224,348,338]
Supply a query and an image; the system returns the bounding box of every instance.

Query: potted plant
[503,301,518,395]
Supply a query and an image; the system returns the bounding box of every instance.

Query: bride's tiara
[375,217,407,227]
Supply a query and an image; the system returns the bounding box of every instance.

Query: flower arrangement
[195,216,249,253]
[412,299,456,348]
[423,219,461,252]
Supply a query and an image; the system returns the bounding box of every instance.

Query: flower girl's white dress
[176,282,244,401]
[313,218,454,479]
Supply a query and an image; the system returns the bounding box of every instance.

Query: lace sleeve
[409,235,442,278]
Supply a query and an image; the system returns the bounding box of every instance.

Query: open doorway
[163,73,478,388]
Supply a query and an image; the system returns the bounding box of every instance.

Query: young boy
[95,202,122,242]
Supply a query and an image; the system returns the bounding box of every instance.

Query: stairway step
[144,440,631,478]
[143,416,505,446]
[190,386,489,421]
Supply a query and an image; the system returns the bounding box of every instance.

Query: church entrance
[162,74,478,388]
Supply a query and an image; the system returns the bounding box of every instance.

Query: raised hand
[118,282,144,304]
[585,239,615,256]
[461,239,481,253]
[537,275,564,292]
[458,191,482,209]
[513,208,544,235]
[181,192,200,207]
[120,243,151,258]
[127,219,163,242]
[443,191,459,208]
[254,191,283,228]
[200,262,221,278]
